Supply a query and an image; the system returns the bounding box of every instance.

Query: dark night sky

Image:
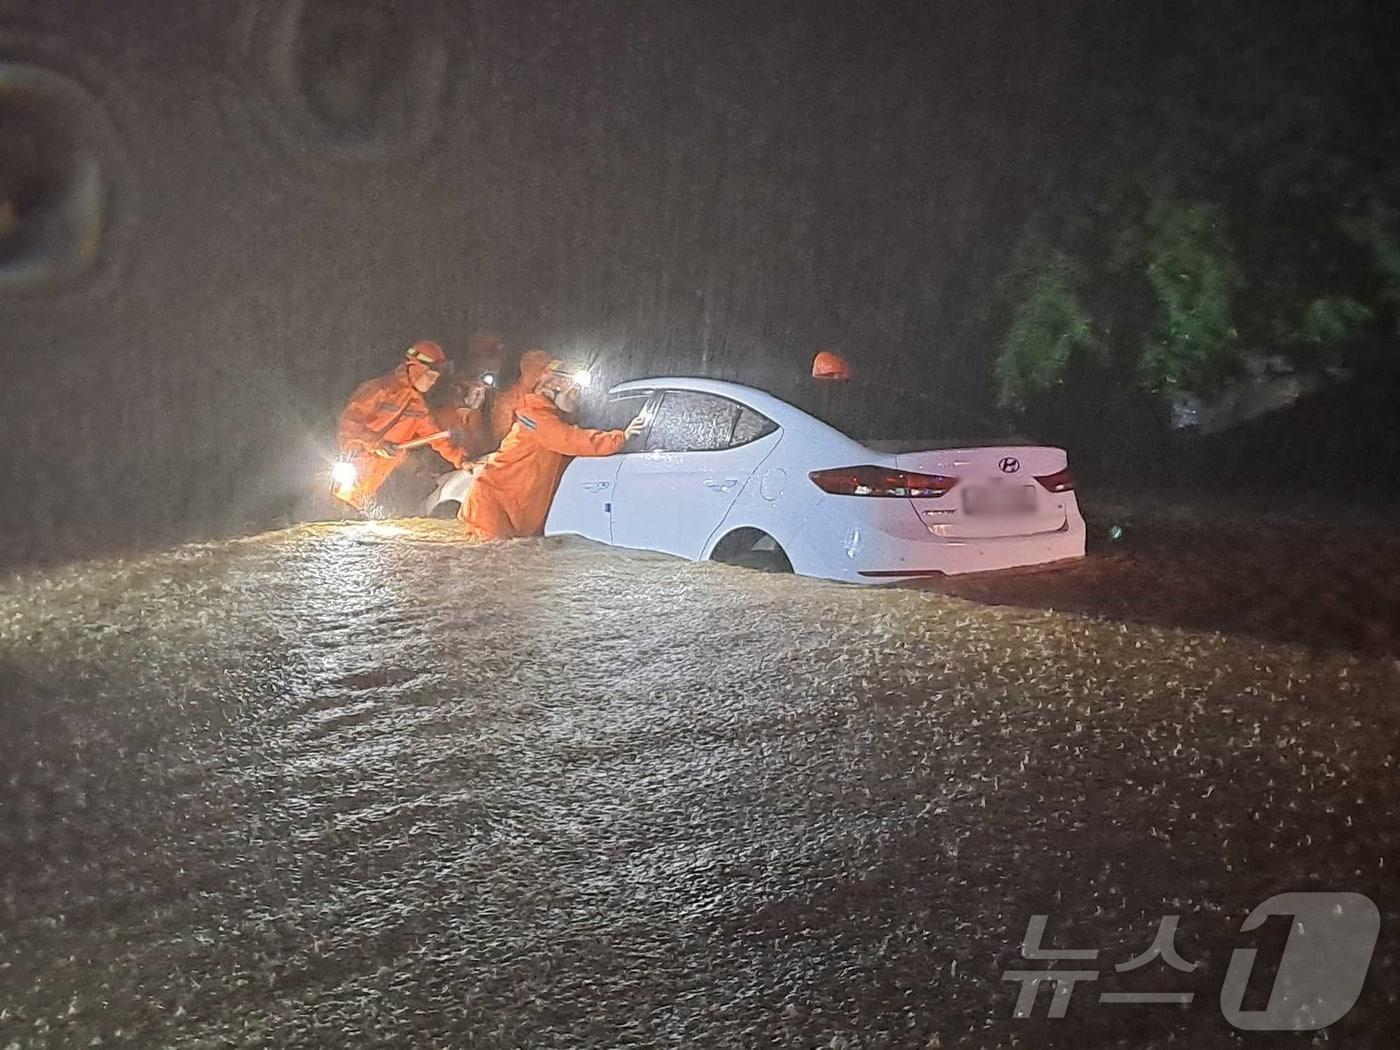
[0,1,1391,534]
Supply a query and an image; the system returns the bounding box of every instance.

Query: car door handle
[581,481,611,492]
[704,478,738,492]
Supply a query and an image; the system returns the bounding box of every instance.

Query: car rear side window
[731,407,777,446]
[646,391,777,452]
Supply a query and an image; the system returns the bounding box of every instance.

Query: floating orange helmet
[812,349,853,381]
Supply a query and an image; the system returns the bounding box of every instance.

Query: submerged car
[424,377,1085,583]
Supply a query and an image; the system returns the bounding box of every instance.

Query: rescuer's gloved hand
[624,414,648,439]
[370,441,400,459]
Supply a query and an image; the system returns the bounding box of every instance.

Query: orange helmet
[812,349,852,381]
[406,340,448,371]
[519,349,556,390]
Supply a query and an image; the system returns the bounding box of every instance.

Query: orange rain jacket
[488,349,555,447]
[336,365,470,508]
[462,391,627,540]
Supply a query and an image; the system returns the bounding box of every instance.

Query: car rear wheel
[710,528,793,574]
[427,499,460,520]
[729,548,793,573]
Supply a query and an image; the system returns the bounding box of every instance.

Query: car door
[543,390,653,541]
[609,390,779,559]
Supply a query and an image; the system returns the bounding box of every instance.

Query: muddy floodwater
[2,521,1397,1048]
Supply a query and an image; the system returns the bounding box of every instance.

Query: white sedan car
[425,377,1085,583]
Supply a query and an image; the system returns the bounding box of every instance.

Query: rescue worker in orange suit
[335,340,472,511]
[488,348,555,447]
[461,361,646,540]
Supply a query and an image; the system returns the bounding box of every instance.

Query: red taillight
[809,465,959,498]
[1035,467,1075,493]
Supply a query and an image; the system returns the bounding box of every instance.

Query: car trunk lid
[890,445,1071,539]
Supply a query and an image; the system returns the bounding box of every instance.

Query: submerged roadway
[2,520,1396,1048]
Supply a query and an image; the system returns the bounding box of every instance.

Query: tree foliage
[1298,296,1374,346]
[1138,196,1241,392]
[983,0,1400,416]
[992,186,1242,408]
[995,248,1098,411]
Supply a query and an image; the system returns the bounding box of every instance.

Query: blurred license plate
[962,484,1036,515]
